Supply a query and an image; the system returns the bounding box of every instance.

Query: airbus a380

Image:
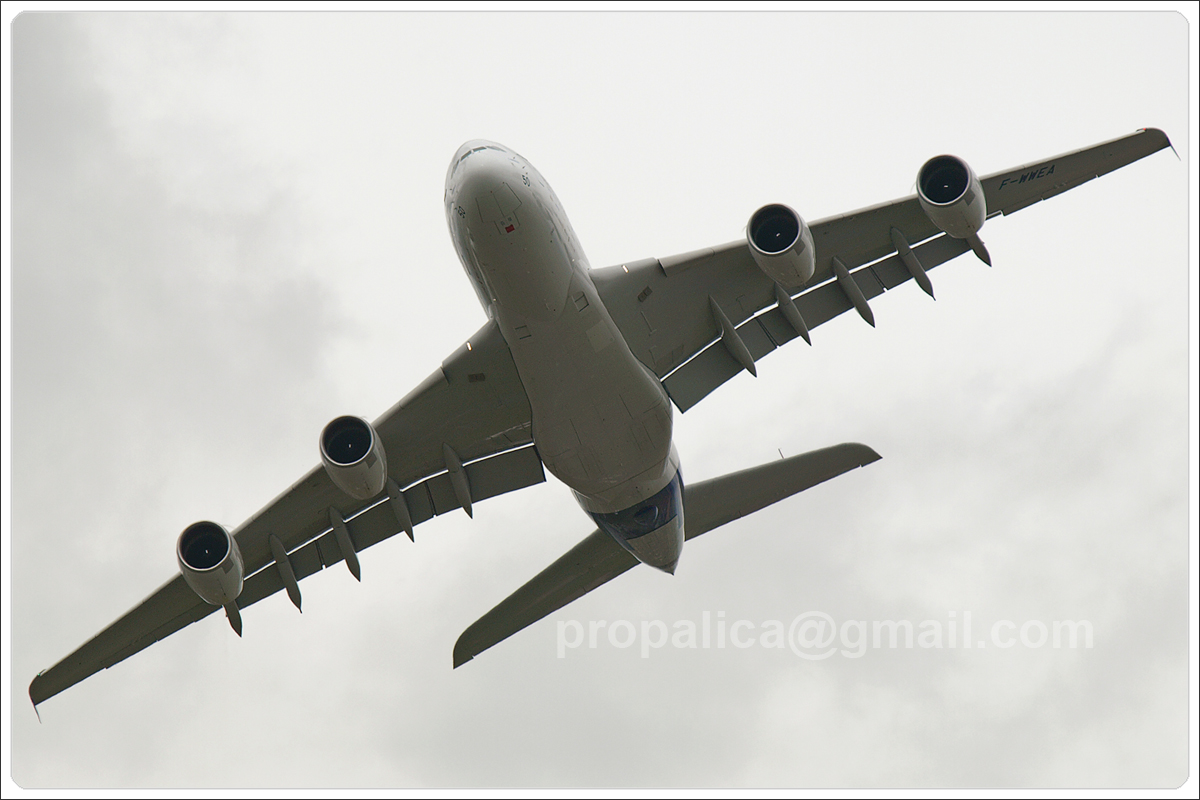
[30,129,1172,707]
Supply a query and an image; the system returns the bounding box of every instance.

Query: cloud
[12,16,346,784]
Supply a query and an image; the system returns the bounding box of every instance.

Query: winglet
[30,678,42,721]
[1166,137,1181,161]
[1133,127,1178,161]
[453,645,473,669]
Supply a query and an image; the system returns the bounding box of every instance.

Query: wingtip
[844,443,883,465]
[29,679,43,721]
[1137,128,1176,159]
[452,645,473,669]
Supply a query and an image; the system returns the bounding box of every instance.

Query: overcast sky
[6,7,1194,791]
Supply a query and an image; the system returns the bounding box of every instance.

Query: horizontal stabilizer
[682,442,880,541]
[453,442,880,667]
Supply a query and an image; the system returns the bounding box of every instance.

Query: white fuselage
[444,141,683,572]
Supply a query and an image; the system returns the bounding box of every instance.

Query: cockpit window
[451,144,507,176]
[590,472,683,541]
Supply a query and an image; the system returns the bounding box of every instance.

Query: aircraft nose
[449,144,527,240]
[449,140,513,180]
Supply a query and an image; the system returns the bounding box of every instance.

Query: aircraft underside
[28,128,1173,706]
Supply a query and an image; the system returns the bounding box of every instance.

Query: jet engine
[916,154,986,239]
[747,203,815,288]
[320,415,388,500]
[177,521,245,606]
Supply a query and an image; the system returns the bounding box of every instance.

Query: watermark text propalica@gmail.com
[556,611,1094,659]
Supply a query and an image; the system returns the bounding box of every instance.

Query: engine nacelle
[747,203,815,288]
[917,154,986,239]
[320,415,388,500]
[177,521,244,606]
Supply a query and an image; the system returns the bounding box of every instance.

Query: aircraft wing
[451,129,1172,669]
[454,443,881,666]
[593,128,1172,411]
[30,318,545,706]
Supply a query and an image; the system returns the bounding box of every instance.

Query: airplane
[29,128,1173,708]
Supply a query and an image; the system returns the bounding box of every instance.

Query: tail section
[452,443,880,667]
